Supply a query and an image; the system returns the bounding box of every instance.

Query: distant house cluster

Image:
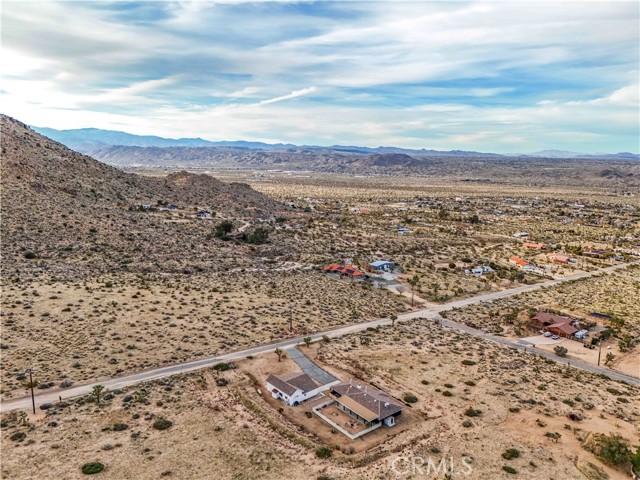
[323,263,366,279]
[464,265,494,276]
[509,256,545,275]
[390,225,411,235]
[547,253,575,265]
[195,210,211,218]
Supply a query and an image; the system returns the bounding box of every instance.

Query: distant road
[2,260,637,413]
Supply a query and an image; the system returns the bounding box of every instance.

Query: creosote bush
[81,462,105,475]
[152,418,173,431]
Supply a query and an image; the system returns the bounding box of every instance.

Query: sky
[2,1,639,153]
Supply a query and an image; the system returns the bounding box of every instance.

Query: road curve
[2,260,637,413]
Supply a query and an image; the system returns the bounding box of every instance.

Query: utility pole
[288,303,295,332]
[597,339,603,366]
[26,368,36,414]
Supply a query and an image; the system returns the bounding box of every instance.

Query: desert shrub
[442,390,453,397]
[464,408,482,417]
[81,462,105,475]
[305,411,313,418]
[152,419,173,431]
[464,380,476,386]
[461,360,476,366]
[502,466,517,474]
[554,346,568,357]
[404,393,418,403]
[10,432,26,442]
[583,433,632,466]
[245,226,270,245]
[316,447,333,459]
[462,420,473,428]
[215,378,228,387]
[24,251,37,259]
[112,423,128,431]
[212,363,232,372]
[502,448,521,460]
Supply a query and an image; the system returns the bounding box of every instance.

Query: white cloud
[258,87,317,105]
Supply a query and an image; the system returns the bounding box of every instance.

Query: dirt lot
[2,318,637,480]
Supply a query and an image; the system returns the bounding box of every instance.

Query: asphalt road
[2,260,637,413]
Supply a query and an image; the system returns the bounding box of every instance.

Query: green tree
[604,352,616,367]
[214,220,234,239]
[91,385,105,404]
[275,348,284,362]
[303,337,312,348]
[390,313,398,328]
[631,445,640,473]
[246,226,270,245]
[408,275,421,307]
[554,346,568,357]
[584,433,632,466]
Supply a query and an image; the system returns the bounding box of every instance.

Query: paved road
[2,260,637,413]
[287,347,337,385]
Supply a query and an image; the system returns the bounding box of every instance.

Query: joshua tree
[17,411,28,426]
[92,384,105,404]
[303,337,312,348]
[604,352,616,367]
[390,314,398,328]
[408,275,420,307]
[275,348,284,362]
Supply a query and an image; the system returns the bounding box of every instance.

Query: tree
[17,411,28,426]
[554,346,568,357]
[214,220,234,239]
[584,433,632,466]
[275,348,284,362]
[91,384,105,404]
[604,352,616,366]
[303,337,312,348]
[631,445,640,473]
[408,275,420,307]
[246,226,270,245]
[390,314,398,328]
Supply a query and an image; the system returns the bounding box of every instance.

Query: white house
[266,372,322,406]
[369,261,396,272]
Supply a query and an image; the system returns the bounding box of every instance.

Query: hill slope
[1,115,283,278]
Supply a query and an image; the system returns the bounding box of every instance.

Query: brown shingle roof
[331,380,403,421]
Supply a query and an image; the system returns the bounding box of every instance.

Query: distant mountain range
[32,125,639,161]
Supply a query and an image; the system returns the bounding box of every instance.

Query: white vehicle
[543,332,552,337]
[551,335,560,340]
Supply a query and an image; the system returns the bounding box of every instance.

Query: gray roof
[266,372,319,396]
[331,380,403,420]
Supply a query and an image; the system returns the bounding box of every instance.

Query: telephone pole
[25,368,36,414]
[288,303,295,331]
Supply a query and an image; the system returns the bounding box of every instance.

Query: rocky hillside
[0,115,284,278]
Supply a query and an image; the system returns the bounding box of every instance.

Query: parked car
[551,335,560,340]
[543,332,552,337]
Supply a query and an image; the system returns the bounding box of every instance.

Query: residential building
[266,373,322,406]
